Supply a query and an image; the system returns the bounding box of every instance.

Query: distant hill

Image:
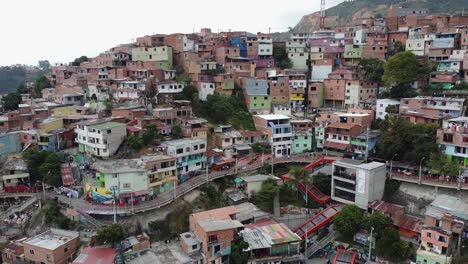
[0,65,44,94]
[294,0,468,33]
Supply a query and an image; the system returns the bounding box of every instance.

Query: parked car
[15,185,30,192]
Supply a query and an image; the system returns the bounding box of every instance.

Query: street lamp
[419,157,426,184]
[390,154,398,179]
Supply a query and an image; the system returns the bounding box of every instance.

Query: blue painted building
[230,36,247,57]
[0,133,22,156]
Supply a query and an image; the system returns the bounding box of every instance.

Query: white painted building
[258,35,273,56]
[93,159,148,195]
[199,82,215,101]
[253,114,292,157]
[376,99,400,120]
[312,65,333,81]
[157,82,185,94]
[331,159,386,209]
[162,138,207,180]
[75,121,127,158]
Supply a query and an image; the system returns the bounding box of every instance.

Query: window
[107,129,111,134]
[208,234,218,243]
[112,174,118,178]
[177,148,183,154]
[123,183,131,188]
[427,232,432,238]
[200,144,205,149]
[29,250,34,254]
[64,247,68,252]
[192,245,198,250]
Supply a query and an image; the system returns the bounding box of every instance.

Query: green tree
[384,179,400,197]
[376,229,409,262]
[1,92,22,111]
[17,82,29,94]
[366,212,391,237]
[230,238,250,264]
[168,202,193,236]
[171,125,183,139]
[383,51,420,86]
[427,152,459,176]
[333,204,364,239]
[289,167,309,199]
[376,116,438,164]
[33,76,51,98]
[128,135,144,150]
[39,152,62,187]
[195,185,227,210]
[314,173,331,196]
[359,58,385,84]
[142,124,160,144]
[273,46,293,69]
[389,84,418,99]
[384,104,399,114]
[257,164,272,175]
[454,81,468,90]
[254,178,279,213]
[104,99,113,115]
[23,147,50,182]
[71,56,88,66]
[95,224,129,245]
[43,201,74,229]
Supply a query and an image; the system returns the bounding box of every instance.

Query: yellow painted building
[53,106,80,117]
[37,118,64,134]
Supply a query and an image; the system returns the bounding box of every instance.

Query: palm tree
[289,167,312,203]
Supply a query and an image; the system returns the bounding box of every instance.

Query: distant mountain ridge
[294,0,468,33]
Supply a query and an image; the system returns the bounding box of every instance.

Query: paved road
[53,153,320,215]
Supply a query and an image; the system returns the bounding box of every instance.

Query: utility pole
[304,35,312,120]
[368,227,374,263]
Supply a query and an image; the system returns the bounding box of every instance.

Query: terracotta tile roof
[395,214,424,233]
[323,141,349,150]
[191,206,237,222]
[206,149,224,158]
[240,130,265,137]
[327,122,359,129]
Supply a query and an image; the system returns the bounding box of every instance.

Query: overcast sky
[0,0,343,66]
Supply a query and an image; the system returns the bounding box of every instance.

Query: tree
[366,212,391,237]
[104,99,113,115]
[376,229,409,262]
[389,84,418,99]
[289,167,309,199]
[383,51,420,87]
[39,152,62,187]
[195,185,227,210]
[333,204,364,239]
[314,173,331,196]
[273,46,293,69]
[1,92,22,110]
[128,135,144,150]
[359,58,385,84]
[16,82,29,94]
[427,152,459,176]
[454,81,468,90]
[142,124,160,145]
[38,60,51,71]
[376,116,438,164]
[95,224,129,245]
[33,76,51,98]
[230,238,250,264]
[254,178,279,213]
[43,201,74,229]
[71,56,88,66]
[257,164,272,175]
[384,104,399,114]
[168,202,193,236]
[384,179,400,197]
[23,147,49,182]
[171,125,183,139]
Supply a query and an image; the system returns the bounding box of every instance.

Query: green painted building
[293,133,313,154]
